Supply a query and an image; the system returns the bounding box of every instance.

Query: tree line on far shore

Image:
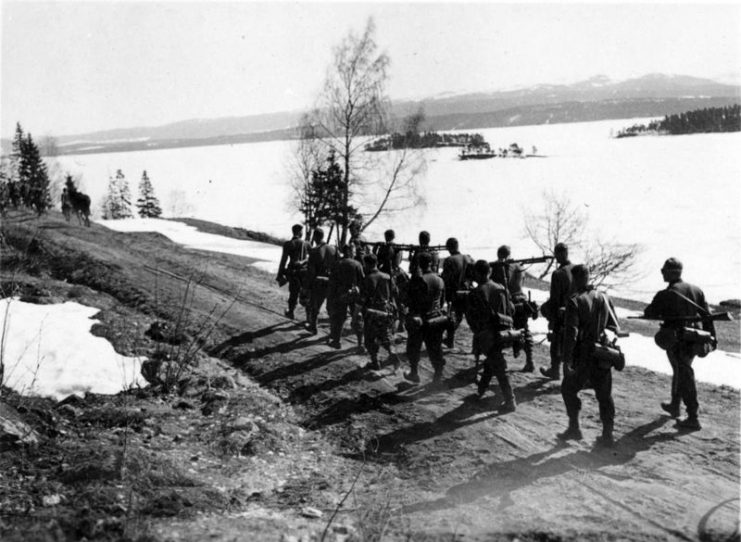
[616,104,740,138]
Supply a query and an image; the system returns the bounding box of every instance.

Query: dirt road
[2,211,738,541]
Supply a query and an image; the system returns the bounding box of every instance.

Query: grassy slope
[1,209,739,542]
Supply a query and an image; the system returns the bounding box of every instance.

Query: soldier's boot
[389,353,401,371]
[521,355,535,373]
[497,375,516,413]
[365,355,381,371]
[660,401,680,418]
[284,308,295,319]
[676,416,702,431]
[557,418,583,441]
[356,334,365,353]
[404,367,421,384]
[432,367,444,384]
[595,425,615,448]
[540,364,560,380]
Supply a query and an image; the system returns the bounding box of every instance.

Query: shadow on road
[402,416,678,515]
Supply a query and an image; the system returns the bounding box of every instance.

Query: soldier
[348,218,370,263]
[61,187,72,222]
[360,253,399,370]
[467,259,517,412]
[441,237,474,349]
[409,230,440,277]
[326,244,365,349]
[305,228,338,334]
[558,265,620,446]
[540,242,575,380]
[644,258,716,431]
[491,245,536,372]
[405,251,446,384]
[375,229,402,275]
[276,224,311,320]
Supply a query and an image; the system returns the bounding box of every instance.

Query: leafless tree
[583,238,643,289]
[524,189,587,278]
[302,18,424,244]
[524,190,641,287]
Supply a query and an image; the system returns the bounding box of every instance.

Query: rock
[141,359,163,385]
[201,390,230,403]
[210,375,237,390]
[0,402,39,448]
[174,399,196,410]
[57,394,85,408]
[229,416,258,434]
[57,404,80,418]
[301,506,324,519]
[42,494,62,507]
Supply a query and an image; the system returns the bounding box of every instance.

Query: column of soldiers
[277,224,719,444]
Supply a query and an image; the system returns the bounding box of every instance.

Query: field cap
[662,258,683,271]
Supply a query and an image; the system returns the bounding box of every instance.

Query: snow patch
[99,218,283,274]
[1,299,145,400]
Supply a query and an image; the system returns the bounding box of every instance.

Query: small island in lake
[364,131,488,151]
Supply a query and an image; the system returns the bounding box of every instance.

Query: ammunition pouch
[496,328,524,347]
[365,307,392,324]
[654,326,678,351]
[494,313,514,330]
[425,313,450,330]
[286,261,306,278]
[406,315,424,333]
[680,327,715,358]
[313,275,330,287]
[592,342,625,371]
[340,285,360,304]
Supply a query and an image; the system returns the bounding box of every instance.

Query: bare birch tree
[301,18,424,244]
[524,190,641,287]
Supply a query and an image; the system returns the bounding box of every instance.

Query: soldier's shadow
[401,416,678,514]
[209,322,297,356]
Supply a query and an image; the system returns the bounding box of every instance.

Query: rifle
[628,312,734,324]
[506,255,554,266]
[360,241,448,253]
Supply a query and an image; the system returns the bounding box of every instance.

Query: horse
[69,190,91,227]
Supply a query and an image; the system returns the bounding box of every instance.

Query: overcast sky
[2,1,740,138]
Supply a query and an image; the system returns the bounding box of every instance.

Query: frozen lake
[55,118,741,304]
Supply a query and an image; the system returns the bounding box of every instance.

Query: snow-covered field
[1,298,145,400]
[54,118,741,304]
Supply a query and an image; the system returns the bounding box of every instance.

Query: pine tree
[101,169,134,219]
[19,133,51,214]
[136,170,162,218]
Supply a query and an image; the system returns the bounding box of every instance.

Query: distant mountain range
[4,73,739,156]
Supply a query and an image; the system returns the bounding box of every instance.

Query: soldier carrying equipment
[276,224,311,320]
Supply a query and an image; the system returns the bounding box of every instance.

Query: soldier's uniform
[543,260,575,377]
[406,270,446,381]
[306,242,338,333]
[560,286,619,443]
[409,247,440,277]
[360,268,398,368]
[375,242,402,276]
[466,278,516,408]
[491,260,535,370]
[644,278,714,425]
[326,254,365,346]
[276,235,311,318]
[442,251,474,347]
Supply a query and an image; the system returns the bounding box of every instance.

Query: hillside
[3,73,738,156]
[1,209,739,541]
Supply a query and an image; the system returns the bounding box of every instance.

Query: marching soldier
[326,244,365,348]
[557,265,621,446]
[441,237,474,349]
[405,252,446,384]
[540,243,575,380]
[276,224,311,320]
[491,245,536,372]
[467,259,517,412]
[305,228,338,334]
[644,258,716,431]
[375,229,402,275]
[409,230,440,277]
[360,253,399,370]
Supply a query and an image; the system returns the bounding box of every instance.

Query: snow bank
[525,288,740,389]
[1,298,145,400]
[99,218,282,274]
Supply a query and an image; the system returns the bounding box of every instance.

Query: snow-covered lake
[55,118,741,304]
